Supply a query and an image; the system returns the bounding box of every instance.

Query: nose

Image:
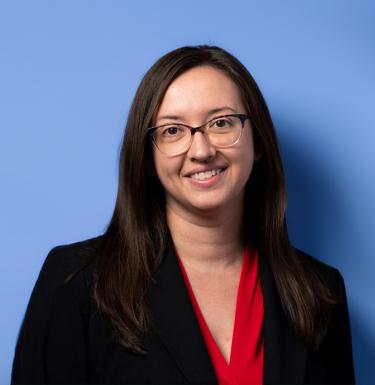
[187,131,216,161]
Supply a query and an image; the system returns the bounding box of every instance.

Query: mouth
[188,168,226,181]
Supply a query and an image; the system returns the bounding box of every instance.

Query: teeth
[190,168,223,181]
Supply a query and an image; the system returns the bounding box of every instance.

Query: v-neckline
[176,246,249,367]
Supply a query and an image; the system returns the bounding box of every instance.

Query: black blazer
[12,235,355,384]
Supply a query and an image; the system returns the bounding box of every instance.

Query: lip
[185,167,227,187]
[183,165,228,178]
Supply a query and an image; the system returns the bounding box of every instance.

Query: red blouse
[176,246,264,385]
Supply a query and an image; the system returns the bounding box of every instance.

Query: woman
[12,45,355,384]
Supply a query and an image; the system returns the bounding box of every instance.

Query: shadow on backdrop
[277,118,374,385]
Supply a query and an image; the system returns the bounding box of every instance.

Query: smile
[189,168,224,181]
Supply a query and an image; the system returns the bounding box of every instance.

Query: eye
[211,117,233,128]
[216,119,228,127]
[161,125,182,136]
[157,124,186,142]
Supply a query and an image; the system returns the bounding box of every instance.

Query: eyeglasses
[147,113,251,156]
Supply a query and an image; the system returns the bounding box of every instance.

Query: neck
[166,200,246,272]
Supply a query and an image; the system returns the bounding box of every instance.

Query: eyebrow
[156,106,238,123]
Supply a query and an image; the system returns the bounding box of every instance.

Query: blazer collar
[148,234,306,384]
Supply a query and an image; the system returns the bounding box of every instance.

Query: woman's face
[152,65,256,218]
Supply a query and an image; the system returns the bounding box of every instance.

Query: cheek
[238,153,254,182]
[242,130,256,166]
[153,159,167,187]
[236,143,256,183]
[153,152,182,187]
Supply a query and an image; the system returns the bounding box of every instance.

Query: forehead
[155,65,244,122]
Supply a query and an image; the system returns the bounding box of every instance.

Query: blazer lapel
[148,235,307,384]
[147,234,218,384]
[259,249,307,384]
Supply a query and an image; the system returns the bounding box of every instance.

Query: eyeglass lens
[153,115,244,156]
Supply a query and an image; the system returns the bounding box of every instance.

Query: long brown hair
[93,45,336,353]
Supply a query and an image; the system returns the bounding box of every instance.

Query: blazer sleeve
[306,267,356,384]
[327,270,356,384]
[11,246,91,384]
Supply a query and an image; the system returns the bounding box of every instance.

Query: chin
[188,198,230,214]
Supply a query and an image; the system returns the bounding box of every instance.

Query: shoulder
[12,236,105,383]
[29,235,105,314]
[39,235,104,287]
[294,248,347,298]
[293,251,355,382]
[19,235,105,337]
[43,235,104,270]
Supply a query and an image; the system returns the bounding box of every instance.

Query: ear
[252,131,263,162]
[148,164,158,178]
[254,152,263,161]
[254,144,263,161]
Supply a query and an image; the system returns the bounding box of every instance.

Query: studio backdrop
[1,1,374,384]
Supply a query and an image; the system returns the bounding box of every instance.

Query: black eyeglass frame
[147,113,252,155]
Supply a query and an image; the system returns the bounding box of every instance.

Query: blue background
[1,1,374,384]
